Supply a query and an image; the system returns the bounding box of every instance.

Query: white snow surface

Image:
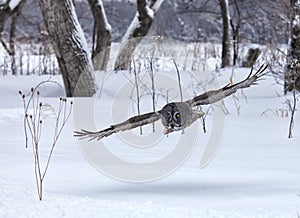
[0,69,300,217]
[0,0,22,10]
[8,0,21,10]
[98,0,112,32]
[145,4,154,19]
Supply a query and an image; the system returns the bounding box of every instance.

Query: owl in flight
[74,65,268,141]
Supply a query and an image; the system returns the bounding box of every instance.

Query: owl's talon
[164,128,173,135]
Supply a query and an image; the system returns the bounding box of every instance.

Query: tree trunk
[38,0,97,97]
[231,27,239,66]
[114,0,164,71]
[242,48,261,67]
[87,0,111,71]
[285,0,300,93]
[0,0,26,75]
[219,0,231,68]
[0,1,13,35]
[230,0,241,66]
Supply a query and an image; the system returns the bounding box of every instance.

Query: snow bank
[0,69,299,218]
[0,179,297,218]
[8,0,21,10]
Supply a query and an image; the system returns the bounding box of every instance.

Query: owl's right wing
[187,64,268,106]
[74,111,161,141]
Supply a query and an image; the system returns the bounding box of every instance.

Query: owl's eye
[175,113,180,118]
[167,112,171,118]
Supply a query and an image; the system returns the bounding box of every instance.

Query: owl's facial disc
[167,112,181,130]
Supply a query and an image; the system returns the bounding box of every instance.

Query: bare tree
[0,0,27,75]
[219,0,231,68]
[177,0,230,68]
[87,0,111,71]
[114,0,165,70]
[229,0,240,66]
[285,0,300,93]
[38,0,97,97]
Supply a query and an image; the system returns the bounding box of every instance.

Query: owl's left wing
[187,64,268,107]
[74,111,161,141]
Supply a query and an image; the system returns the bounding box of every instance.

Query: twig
[22,79,63,148]
[132,59,143,135]
[172,59,183,102]
[288,89,297,138]
[19,88,72,200]
[42,98,72,180]
[149,50,156,132]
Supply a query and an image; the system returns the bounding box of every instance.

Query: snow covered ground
[0,68,300,217]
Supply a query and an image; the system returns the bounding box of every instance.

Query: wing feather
[74,111,161,141]
[188,64,268,106]
[75,65,268,141]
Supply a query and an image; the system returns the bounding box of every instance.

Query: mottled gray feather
[74,112,161,141]
[74,64,268,141]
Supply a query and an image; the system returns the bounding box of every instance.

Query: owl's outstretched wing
[187,64,268,106]
[74,111,161,141]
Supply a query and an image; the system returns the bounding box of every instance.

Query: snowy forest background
[1,0,290,43]
[0,0,292,77]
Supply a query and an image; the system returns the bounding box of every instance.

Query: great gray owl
[74,65,268,141]
[160,102,205,135]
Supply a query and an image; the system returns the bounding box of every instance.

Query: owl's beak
[170,120,175,128]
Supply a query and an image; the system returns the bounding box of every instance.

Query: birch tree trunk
[38,0,97,97]
[285,0,300,93]
[114,0,164,71]
[219,0,231,68]
[230,0,241,66]
[87,0,111,71]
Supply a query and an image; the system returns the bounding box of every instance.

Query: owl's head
[160,102,190,130]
